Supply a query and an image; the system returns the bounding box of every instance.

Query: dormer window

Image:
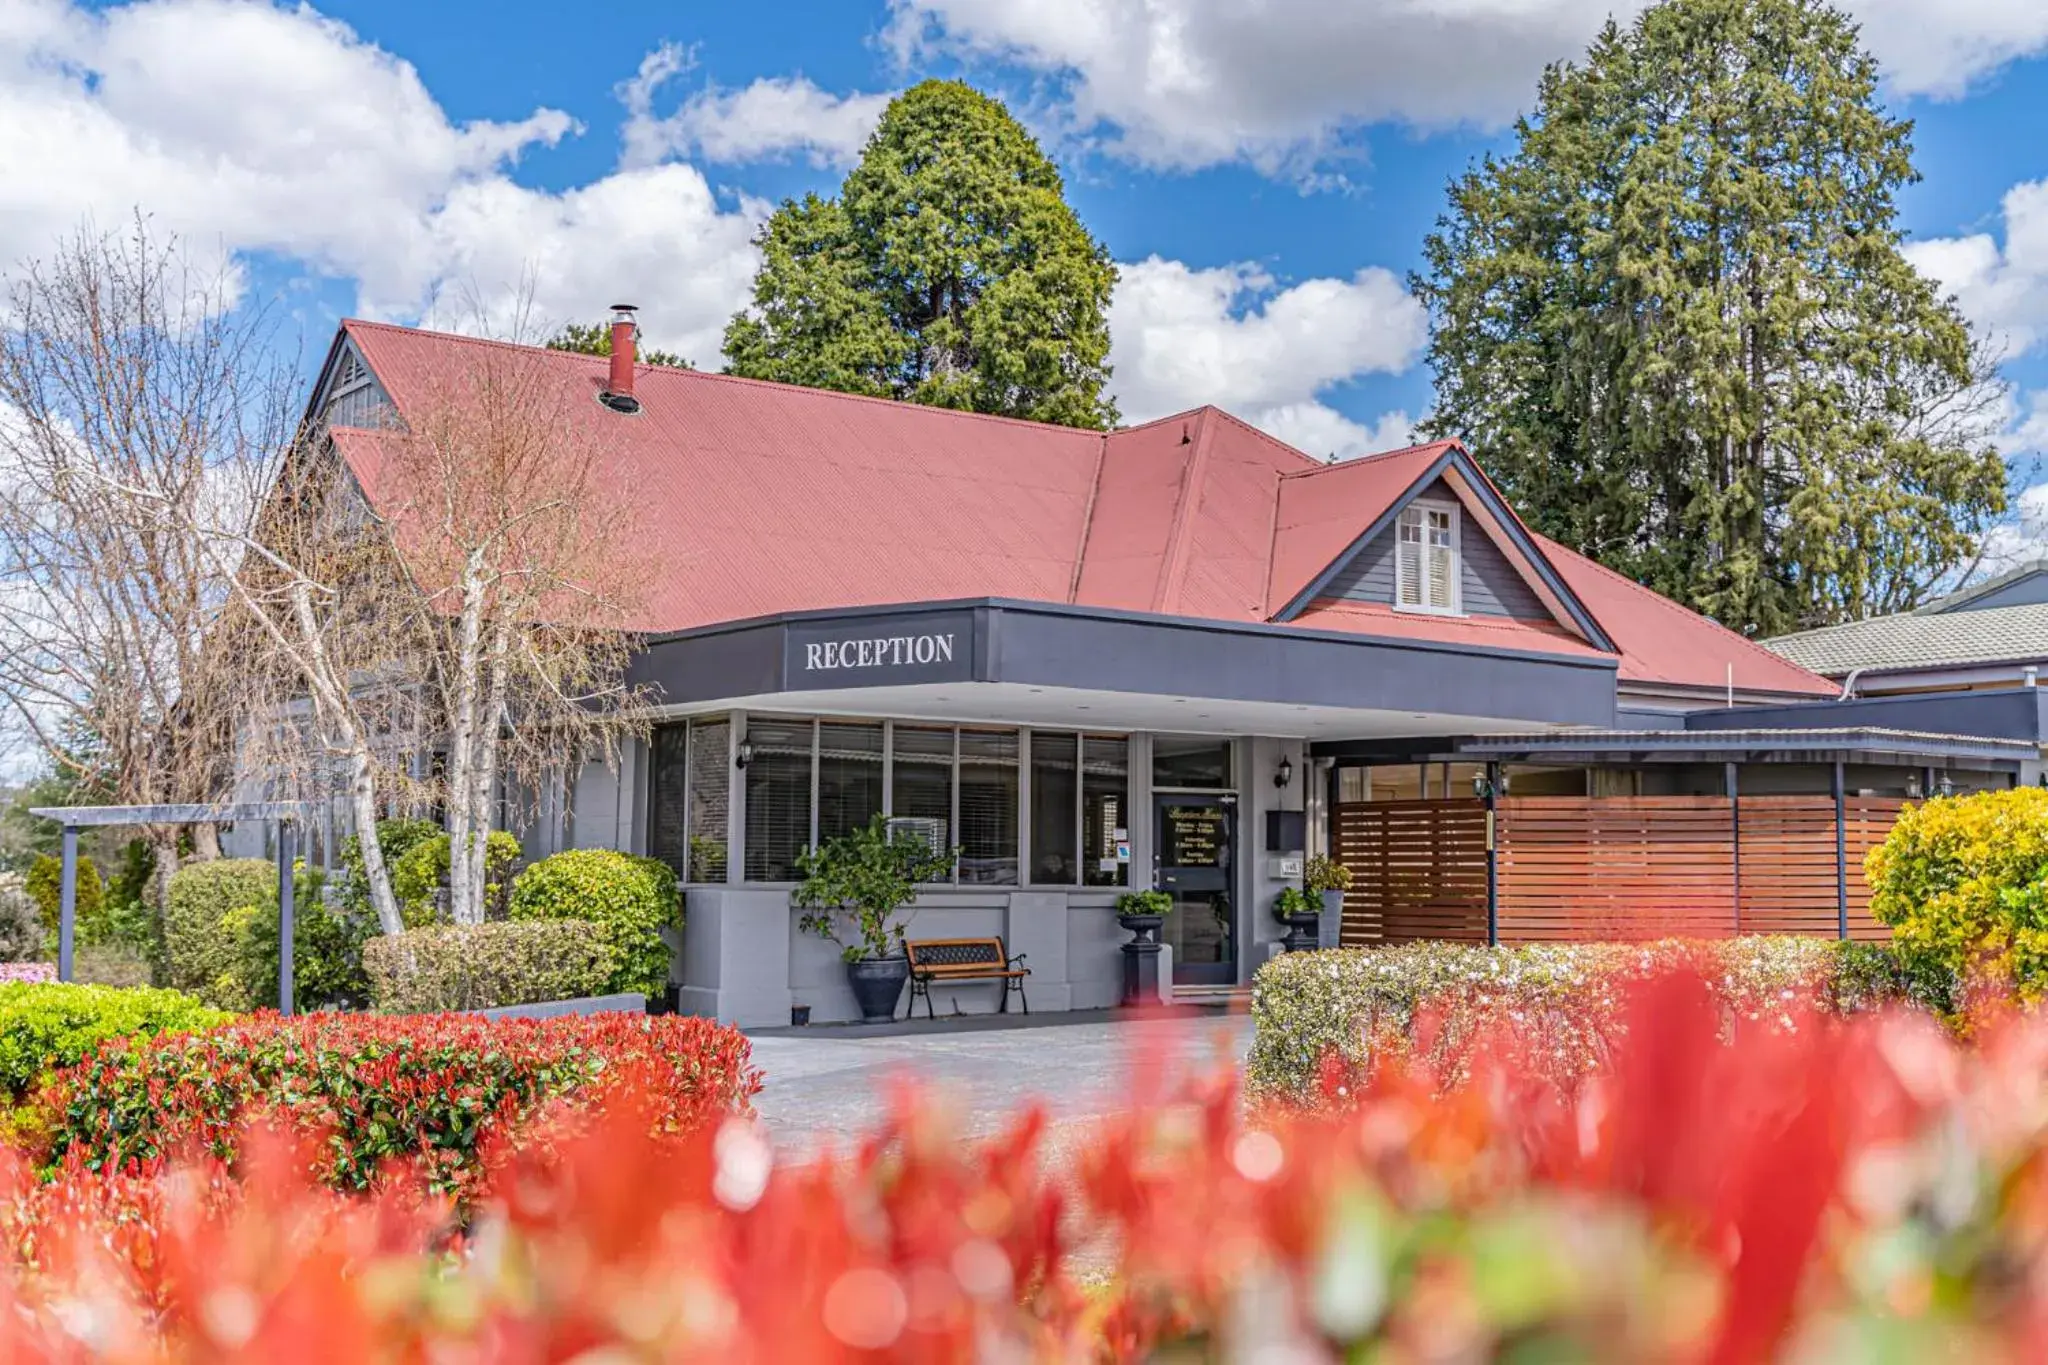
[1395,502,1460,614]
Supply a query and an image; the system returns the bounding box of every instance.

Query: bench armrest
[1007,952,1029,967]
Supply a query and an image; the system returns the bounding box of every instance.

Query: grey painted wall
[1321,481,1549,620]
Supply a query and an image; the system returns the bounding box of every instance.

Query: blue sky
[7,0,2047,508]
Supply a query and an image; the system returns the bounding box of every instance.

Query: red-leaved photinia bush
[29,1010,762,1197]
[4,974,2048,1359]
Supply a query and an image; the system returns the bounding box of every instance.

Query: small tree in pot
[794,814,957,1023]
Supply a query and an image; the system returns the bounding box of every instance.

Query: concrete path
[745,1009,1255,1158]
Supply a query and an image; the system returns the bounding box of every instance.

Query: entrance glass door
[1155,792,1236,984]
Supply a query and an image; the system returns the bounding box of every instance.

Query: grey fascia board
[641,596,1620,673]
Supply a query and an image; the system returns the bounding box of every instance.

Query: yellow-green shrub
[509,850,677,997]
[0,982,226,1102]
[1867,787,2048,995]
[390,831,523,921]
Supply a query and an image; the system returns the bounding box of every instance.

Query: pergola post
[58,824,78,983]
[277,820,296,1017]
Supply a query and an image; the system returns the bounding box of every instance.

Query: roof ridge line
[1199,405,1323,471]
[1068,432,1109,603]
[1277,439,1456,480]
[344,319,1114,441]
[1151,411,1214,614]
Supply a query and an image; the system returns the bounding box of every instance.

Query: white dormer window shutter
[1395,502,1461,615]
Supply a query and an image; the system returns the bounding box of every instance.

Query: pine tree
[546,322,689,371]
[1415,0,2006,636]
[723,80,1119,430]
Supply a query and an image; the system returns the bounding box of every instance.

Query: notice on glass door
[1163,806,1223,867]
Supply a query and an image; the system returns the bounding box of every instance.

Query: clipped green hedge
[0,982,227,1103]
[1247,936,1953,1107]
[362,920,619,1013]
[509,850,678,997]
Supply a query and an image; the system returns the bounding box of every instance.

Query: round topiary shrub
[163,860,274,1006]
[509,850,678,998]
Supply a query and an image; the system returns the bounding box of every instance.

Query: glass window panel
[1152,735,1232,790]
[958,729,1019,886]
[686,719,729,881]
[743,719,812,882]
[1029,731,1079,885]
[890,725,955,878]
[1082,735,1129,887]
[817,721,885,843]
[648,723,690,876]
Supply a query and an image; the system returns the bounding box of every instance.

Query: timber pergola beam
[27,802,310,1013]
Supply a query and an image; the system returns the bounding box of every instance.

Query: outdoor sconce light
[1936,773,1955,798]
[734,739,754,770]
[1473,771,1511,800]
[1274,755,1294,790]
[1905,774,1922,799]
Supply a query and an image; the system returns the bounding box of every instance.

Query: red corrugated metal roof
[1536,535,1836,696]
[1267,441,1457,616]
[334,320,1832,698]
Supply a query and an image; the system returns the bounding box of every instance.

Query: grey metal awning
[27,802,308,826]
[1449,726,2036,770]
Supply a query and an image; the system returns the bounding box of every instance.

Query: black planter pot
[1281,911,1321,953]
[1117,912,1165,943]
[846,956,910,1023]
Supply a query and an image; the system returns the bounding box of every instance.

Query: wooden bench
[903,937,1030,1019]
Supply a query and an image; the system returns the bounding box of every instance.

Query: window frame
[1393,499,1463,617]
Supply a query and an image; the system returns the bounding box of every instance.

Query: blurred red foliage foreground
[6,973,2048,1361]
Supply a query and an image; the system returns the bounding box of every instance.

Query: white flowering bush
[1246,936,1950,1107]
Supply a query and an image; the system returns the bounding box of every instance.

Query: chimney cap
[610,302,638,319]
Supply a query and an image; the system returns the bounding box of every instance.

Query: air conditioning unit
[885,816,948,857]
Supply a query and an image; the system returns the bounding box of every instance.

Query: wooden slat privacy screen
[1332,800,1488,945]
[1333,794,1905,946]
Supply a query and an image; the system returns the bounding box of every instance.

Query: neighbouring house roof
[1764,602,2048,678]
[329,319,1834,700]
[1916,560,2048,615]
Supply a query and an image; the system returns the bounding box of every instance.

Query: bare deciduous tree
[362,348,652,924]
[0,219,296,900]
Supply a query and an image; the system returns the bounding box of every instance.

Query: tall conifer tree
[724,81,1119,430]
[1416,0,2006,636]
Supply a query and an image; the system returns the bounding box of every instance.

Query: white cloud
[1107,256,1427,458]
[886,0,2048,175]
[618,42,891,171]
[0,2,765,363]
[1906,178,2048,358]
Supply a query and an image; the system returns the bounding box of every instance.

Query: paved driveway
[746,1011,1255,1158]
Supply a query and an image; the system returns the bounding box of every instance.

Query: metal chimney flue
[600,303,641,413]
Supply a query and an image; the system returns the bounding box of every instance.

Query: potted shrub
[1114,890,1173,1006]
[1305,854,1351,950]
[794,814,957,1023]
[1272,886,1321,953]
[1115,889,1172,938]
